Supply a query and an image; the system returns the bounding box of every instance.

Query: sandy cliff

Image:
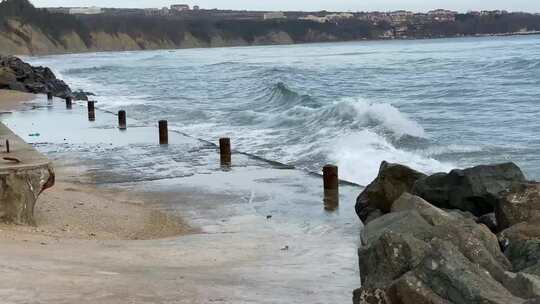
[0,18,300,55]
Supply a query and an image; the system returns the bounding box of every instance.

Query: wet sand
[0,89,35,112]
[0,92,362,303]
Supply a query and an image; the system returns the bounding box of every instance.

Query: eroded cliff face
[0,19,302,55]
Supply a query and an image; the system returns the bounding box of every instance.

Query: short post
[66,97,72,109]
[87,101,95,121]
[323,164,339,210]
[47,92,53,101]
[5,140,9,153]
[219,138,231,166]
[159,120,168,144]
[118,110,127,130]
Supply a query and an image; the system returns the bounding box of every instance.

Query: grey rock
[0,55,72,98]
[499,223,540,272]
[411,240,523,304]
[356,161,426,222]
[496,182,540,231]
[476,212,498,232]
[359,231,430,289]
[412,162,526,216]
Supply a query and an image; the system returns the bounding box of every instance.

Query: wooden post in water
[323,164,339,210]
[159,120,168,144]
[5,140,9,153]
[66,97,72,109]
[47,92,53,101]
[87,101,95,121]
[118,110,127,130]
[219,138,231,166]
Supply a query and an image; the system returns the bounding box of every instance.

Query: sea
[25,35,540,186]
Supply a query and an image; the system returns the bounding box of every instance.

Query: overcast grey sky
[29,0,540,13]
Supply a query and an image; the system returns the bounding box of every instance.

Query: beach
[0,90,191,242]
[0,90,362,303]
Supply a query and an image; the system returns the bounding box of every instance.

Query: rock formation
[0,55,73,98]
[354,162,540,304]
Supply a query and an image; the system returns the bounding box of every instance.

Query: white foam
[329,130,454,186]
[336,98,426,138]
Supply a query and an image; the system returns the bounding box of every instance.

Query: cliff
[2,0,540,56]
[0,0,378,56]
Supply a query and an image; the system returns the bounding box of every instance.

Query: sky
[29,0,540,13]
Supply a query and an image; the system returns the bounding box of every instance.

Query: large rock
[412,163,526,216]
[496,182,540,231]
[356,161,426,222]
[0,66,17,89]
[499,223,540,272]
[0,55,72,98]
[0,166,54,225]
[355,239,524,304]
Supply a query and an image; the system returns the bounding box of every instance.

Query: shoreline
[0,89,362,303]
[12,31,540,58]
[0,90,193,242]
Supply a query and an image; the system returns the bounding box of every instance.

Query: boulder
[0,66,17,89]
[503,271,540,299]
[476,212,498,232]
[408,240,523,304]
[359,231,430,289]
[356,161,427,222]
[0,55,72,98]
[499,223,540,272]
[496,182,540,231]
[412,163,526,216]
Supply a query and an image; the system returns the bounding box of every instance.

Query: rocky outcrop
[0,55,72,98]
[412,163,526,216]
[496,182,540,231]
[356,161,427,223]
[354,162,540,304]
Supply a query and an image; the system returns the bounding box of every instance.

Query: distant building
[264,12,286,20]
[45,7,70,14]
[299,14,327,23]
[170,4,190,11]
[299,12,353,23]
[428,9,457,22]
[144,7,170,16]
[193,5,200,10]
[389,10,414,24]
[68,7,102,15]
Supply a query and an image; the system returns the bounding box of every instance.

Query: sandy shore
[0,89,36,112]
[0,90,191,242]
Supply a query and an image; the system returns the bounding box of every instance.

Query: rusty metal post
[87,101,95,121]
[323,164,339,210]
[219,138,231,166]
[118,110,127,130]
[66,97,72,109]
[47,92,53,101]
[5,140,9,153]
[159,120,168,144]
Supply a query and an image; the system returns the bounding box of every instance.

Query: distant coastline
[2,0,540,56]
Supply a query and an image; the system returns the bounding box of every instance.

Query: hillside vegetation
[1,0,540,55]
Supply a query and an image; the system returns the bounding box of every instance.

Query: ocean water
[26,35,540,185]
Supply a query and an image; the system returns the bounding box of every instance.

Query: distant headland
[2,0,540,55]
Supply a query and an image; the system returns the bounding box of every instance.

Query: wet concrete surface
[0,97,363,303]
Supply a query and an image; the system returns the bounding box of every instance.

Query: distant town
[42,4,535,39]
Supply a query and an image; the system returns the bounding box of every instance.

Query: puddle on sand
[1,99,363,303]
